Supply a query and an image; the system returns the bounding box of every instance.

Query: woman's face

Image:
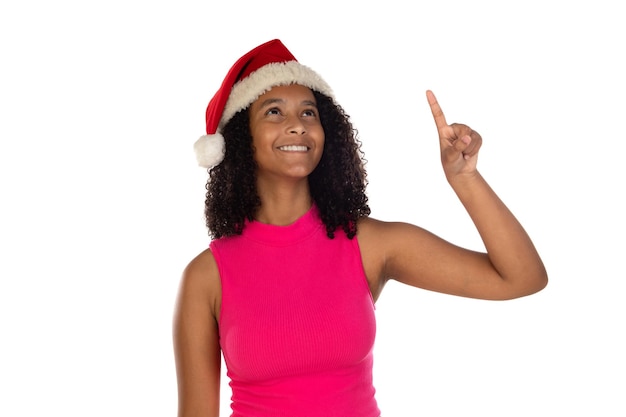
[248,84,325,183]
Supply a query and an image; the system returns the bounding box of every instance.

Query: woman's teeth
[278,145,308,151]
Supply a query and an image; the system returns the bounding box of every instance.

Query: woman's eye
[302,109,317,117]
[266,108,281,116]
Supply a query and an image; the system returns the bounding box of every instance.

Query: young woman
[173,39,547,417]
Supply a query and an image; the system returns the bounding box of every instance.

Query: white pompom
[194,133,225,168]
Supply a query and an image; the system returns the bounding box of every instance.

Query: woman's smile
[277,145,309,152]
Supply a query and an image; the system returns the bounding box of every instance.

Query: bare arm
[173,249,222,417]
[359,91,547,301]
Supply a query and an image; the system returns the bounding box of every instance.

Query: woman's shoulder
[356,216,387,246]
[356,215,432,259]
[358,215,428,237]
[356,217,390,300]
[357,215,400,237]
[178,248,222,318]
[185,247,218,275]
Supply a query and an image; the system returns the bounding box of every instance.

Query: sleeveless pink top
[210,206,380,417]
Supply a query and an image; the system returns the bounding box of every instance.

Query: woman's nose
[286,116,306,135]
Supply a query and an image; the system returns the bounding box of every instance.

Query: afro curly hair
[204,91,370,240]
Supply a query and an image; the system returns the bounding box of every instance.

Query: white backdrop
[1,1,624,416]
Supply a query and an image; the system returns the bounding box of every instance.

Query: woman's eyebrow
[257,98,284,108]
[257,98,318,108]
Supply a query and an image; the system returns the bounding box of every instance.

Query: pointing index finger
[426,90,448,130]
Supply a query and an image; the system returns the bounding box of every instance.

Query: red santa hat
[194,39,334,168]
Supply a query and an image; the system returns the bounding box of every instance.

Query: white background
[1,1,624,416]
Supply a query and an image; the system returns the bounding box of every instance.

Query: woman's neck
[255,178,313,225]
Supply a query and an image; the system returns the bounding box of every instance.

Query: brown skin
[172,86,548,417]
[359,91,547,301]
[173,248,221,417]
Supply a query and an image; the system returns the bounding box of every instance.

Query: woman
[173,39,547,417]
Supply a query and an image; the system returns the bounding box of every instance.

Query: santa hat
[194,39,334,168]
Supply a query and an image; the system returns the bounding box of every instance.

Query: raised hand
[426,90,482,180]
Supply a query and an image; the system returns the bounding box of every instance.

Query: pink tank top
[210,206,380,417]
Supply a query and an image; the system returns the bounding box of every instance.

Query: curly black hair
[204,90,370,240]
